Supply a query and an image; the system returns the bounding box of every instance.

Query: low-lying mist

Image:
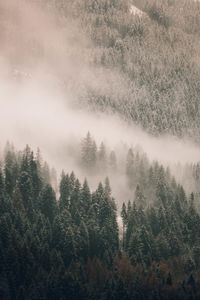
[1,0,200,205]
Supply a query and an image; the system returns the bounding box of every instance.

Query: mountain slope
[51,0,200,142]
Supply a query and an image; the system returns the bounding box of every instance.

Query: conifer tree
[18,171,33,213]
[39,184,57,224]
[0,166,5,203]
[80,179,91,217]
[98,142,107,171]
[78,221,90,261]
[134,184,145,208]
[4,149,17,197]
[81,132,97,171]
[59,172,70,210]
[109,150,117,172]
[121,202,127,250]
[70,179,81,224]
[126,148,134,189]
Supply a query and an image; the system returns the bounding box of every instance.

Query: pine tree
[69,171,76,193]
[104,177,111,197]
[63,225,77,266]
[121,202,127,250]
[78,221,90,261]
[91,182,104,218]
[126,148,134,189]
[20,145,31,173]
[18,171,33,213]
[50,167,57,192]
[42,162,51,185]
[4,149,17,197]
[12,186,24,212]
[98,142,107,171]
[36,147,42,171]
[59,172,70,210]
[81,132,97,171]
[134,184,145,208]
[109,150,117,172]
[80,179,91,217]
[156,166,168,207]
[52,209,72,248]
[39,185,57,224]
[0,166,6,214]
[98,178,119,256]
[121,202,128,227]
[70,179,81,224]
[127,200,132,219]
[29,151,42,202]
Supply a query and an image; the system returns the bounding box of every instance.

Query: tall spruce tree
[39,185,57,224]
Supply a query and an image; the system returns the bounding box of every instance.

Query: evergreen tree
[4,149,18,197]
[134,184,145,208]
[78,221,90,262]
[42,162,51,185]
[18,171,33,213]
[80,179,91,217]
[59,172,70,210]
[109,150,117,172]
[81,132,97,171]
[70,179,81,224]
[126,148,134,189]
[39,184,57,224]
[121,202,127,250]
[98,142,107,171]
[29,151,42,201]
[0,166,5,213]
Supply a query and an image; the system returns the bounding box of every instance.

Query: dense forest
[1,144,200,299]
[3,0,200,141]
[49,0,200,142]
[1,0,200,299]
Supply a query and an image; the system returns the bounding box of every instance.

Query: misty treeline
[80,132,117,173]
[79,132,200,209]
[39,0,200,143]
[1,143,200,299]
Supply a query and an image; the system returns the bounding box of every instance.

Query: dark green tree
[39,185,57,224]
[59,172,70,210]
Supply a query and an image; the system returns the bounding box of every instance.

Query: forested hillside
[1,145,200,299]
[48,0,200,141]
[78,132,200,209]
[1,0,200,299]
